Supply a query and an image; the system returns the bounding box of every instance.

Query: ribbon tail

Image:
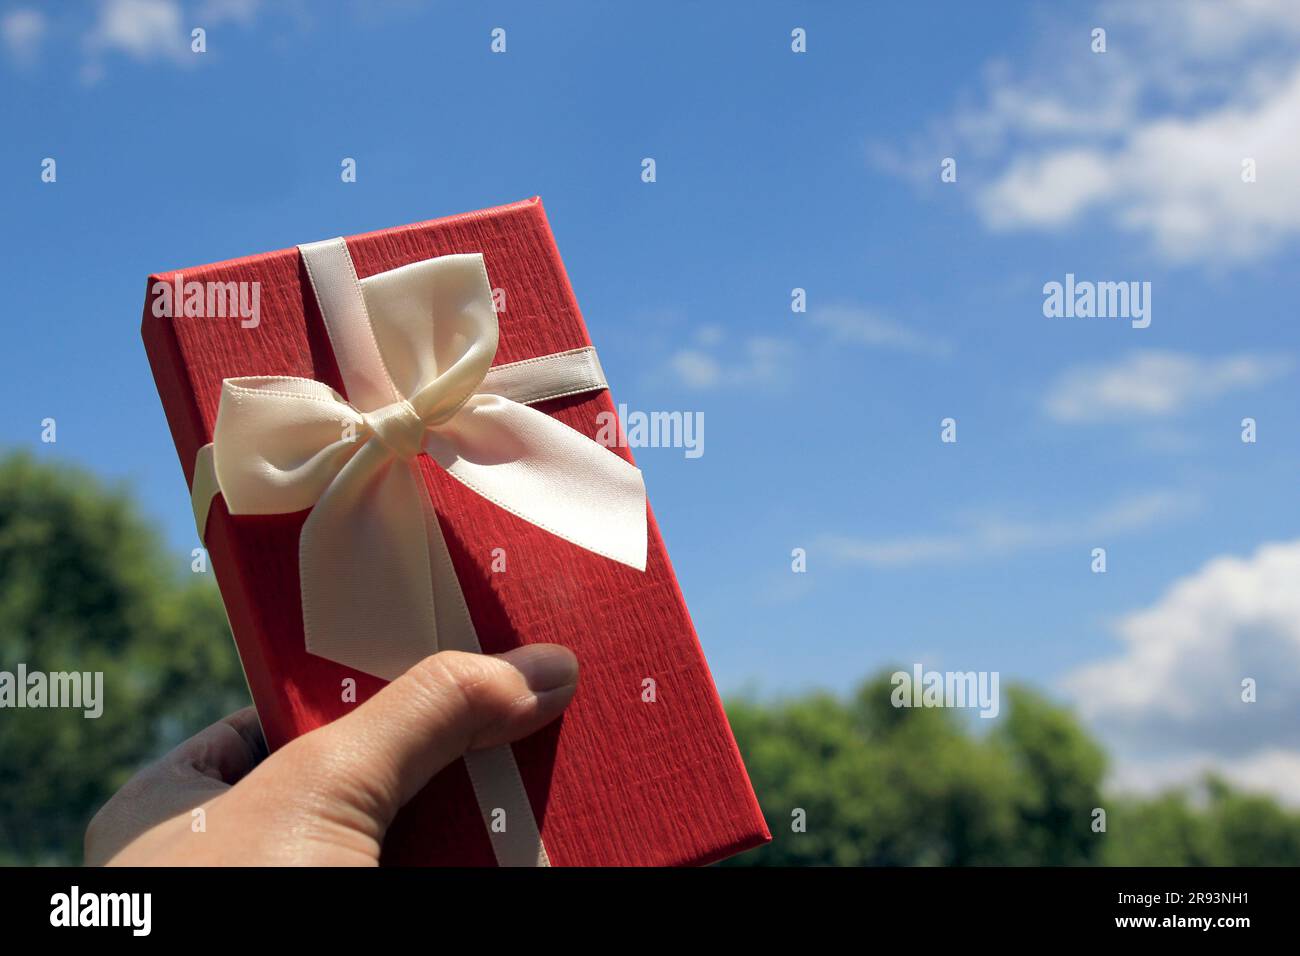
[412,464,551,867]
[299,440,440,681]
[300,444,552,865]
[463,747,551,866]
[422,394,648,571]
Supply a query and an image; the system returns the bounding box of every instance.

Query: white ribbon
[193,238,648,866]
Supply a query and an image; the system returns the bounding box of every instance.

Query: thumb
[249,645,577,837]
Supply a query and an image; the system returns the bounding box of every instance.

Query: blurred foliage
[0,451,250,864]
[3,449,1299,866]
[726,676,1300,866]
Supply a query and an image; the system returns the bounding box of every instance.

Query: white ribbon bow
[209,244,647,682]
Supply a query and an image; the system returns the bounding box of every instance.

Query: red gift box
[140,197,769,866]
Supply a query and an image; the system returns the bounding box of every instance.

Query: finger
[85,706,267,865]
[256,644,577,830]
[164,706,268,784]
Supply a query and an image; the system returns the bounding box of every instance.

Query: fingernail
[499,644,579,694]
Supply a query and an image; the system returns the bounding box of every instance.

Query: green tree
[725,672,1300,866]
[0,451,249,864]
[726,673,1100,865]
[994,685,1106,865]
[1102,777,1300,866]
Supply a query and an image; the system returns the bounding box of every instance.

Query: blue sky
[2,1,1299,803]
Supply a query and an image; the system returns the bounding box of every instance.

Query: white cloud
[980,66,1300,262]
[883,0,1300,265]
[1108,749,1300,808]
[1064,539,1300,804]
[1102,0,1300,72]
[809,305,952,358]
[819,490,1197,569]
[695,323,724,347]
[195,0,261,25]
[669,350,721,388]
[86,0,189,63]
[668,304,947,390]
[1044,350,1292,423]
[2,8,46,66]
[669,336,790,390]
[979,149,1117,231]
[0,0,269,78]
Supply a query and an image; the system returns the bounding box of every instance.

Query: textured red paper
[141,198,770,866]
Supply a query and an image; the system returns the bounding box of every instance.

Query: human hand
[84,645,578,865]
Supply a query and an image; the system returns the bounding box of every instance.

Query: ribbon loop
[213,376,365,516]
[359,252,499,421]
